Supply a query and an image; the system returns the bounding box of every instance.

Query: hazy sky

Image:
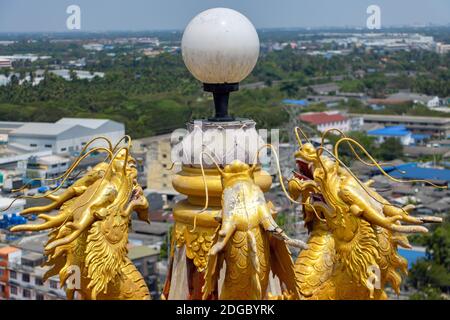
[0,0,449,32]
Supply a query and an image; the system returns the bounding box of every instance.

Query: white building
[50,69,105,81]
[0,58,12,68]
[367,126,414,146]
[7,250,66,300]
[299,111,351,133]
[427,96,440,108]
[0,75,10,86]
[26,155,70,183]
[82,43,104,51]
[7,118,125,155]
[0,197,25,217]
[436,42,450,55]
[0,54,39,63]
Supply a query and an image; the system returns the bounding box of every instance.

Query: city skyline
[0,0,449,33]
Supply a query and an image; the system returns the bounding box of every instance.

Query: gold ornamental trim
[174,222,218,272]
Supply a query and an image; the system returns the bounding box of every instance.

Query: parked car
[37,186,50,193]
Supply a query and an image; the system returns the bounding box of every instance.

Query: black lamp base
[203,83,239,122]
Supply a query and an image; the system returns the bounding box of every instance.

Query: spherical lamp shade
[181,8,260,84]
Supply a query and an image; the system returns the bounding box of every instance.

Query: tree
[69,69,78,81]
[328,131,377,165]
[280,81,299,97]
[408,222,450,299]
[376,137,403,161]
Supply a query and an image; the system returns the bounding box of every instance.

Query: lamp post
[162,8,273,300]
[181,7,260,121]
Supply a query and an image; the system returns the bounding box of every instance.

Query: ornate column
[162,8,272,300]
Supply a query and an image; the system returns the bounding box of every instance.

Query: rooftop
[282,99,309,106]
[0,197,26,210]
[56,118,109,129]
[383,163,450,183]
[387,92,434,103]
[12,233,48,254]
[133,133,173,147]
[31,154,70,165]
[368,126,411,137]
[10,122,72,136]
[300,112,347,125]
[9,117,122,138]
[309,82,339,94]
[127,245,159,260]
[0,246,19,255]
[350,113,450,125]
[131,220,170,236]
[22,251,43,262]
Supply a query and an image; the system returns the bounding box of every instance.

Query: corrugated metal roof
[383,163,450,182]
[56,118,109,129]
[282,99,309,106]
[368,126,411,137]
[300,112,347,125]
[9,118,118,138]
[127,245,159,260]
[10,122,73,136]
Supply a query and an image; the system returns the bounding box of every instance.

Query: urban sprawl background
[0,26,449,300]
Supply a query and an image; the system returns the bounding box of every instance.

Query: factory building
[7,118,125,155]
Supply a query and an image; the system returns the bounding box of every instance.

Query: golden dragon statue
[287,128,444,300]
[199,156,307,300]
[10,137,151,300]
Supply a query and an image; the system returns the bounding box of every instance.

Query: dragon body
[202,160,306,300]
[11,146,151,300]
[287,136,442,300]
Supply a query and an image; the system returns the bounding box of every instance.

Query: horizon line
[0,24,449,36]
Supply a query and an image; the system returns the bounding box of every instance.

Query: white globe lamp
[181,8,260,121]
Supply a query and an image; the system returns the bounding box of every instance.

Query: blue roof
[382,162,417,173]
[368,126,411,137]
[381,162,450,183]
[282,99,309,106]
[412,133,430,141]
[398,248,426,269]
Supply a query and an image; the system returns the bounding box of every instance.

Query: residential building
[128,245,160,299]
[0,246,21,299]
[0,245,66,300]
[299,111,351,133]
[8,118,125,155]
[134,134,178,195]
[0,58,12,68]
[7,250,66,300]
[2,231,161,300]
[25,155,70,184]
[436,42,450,55]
